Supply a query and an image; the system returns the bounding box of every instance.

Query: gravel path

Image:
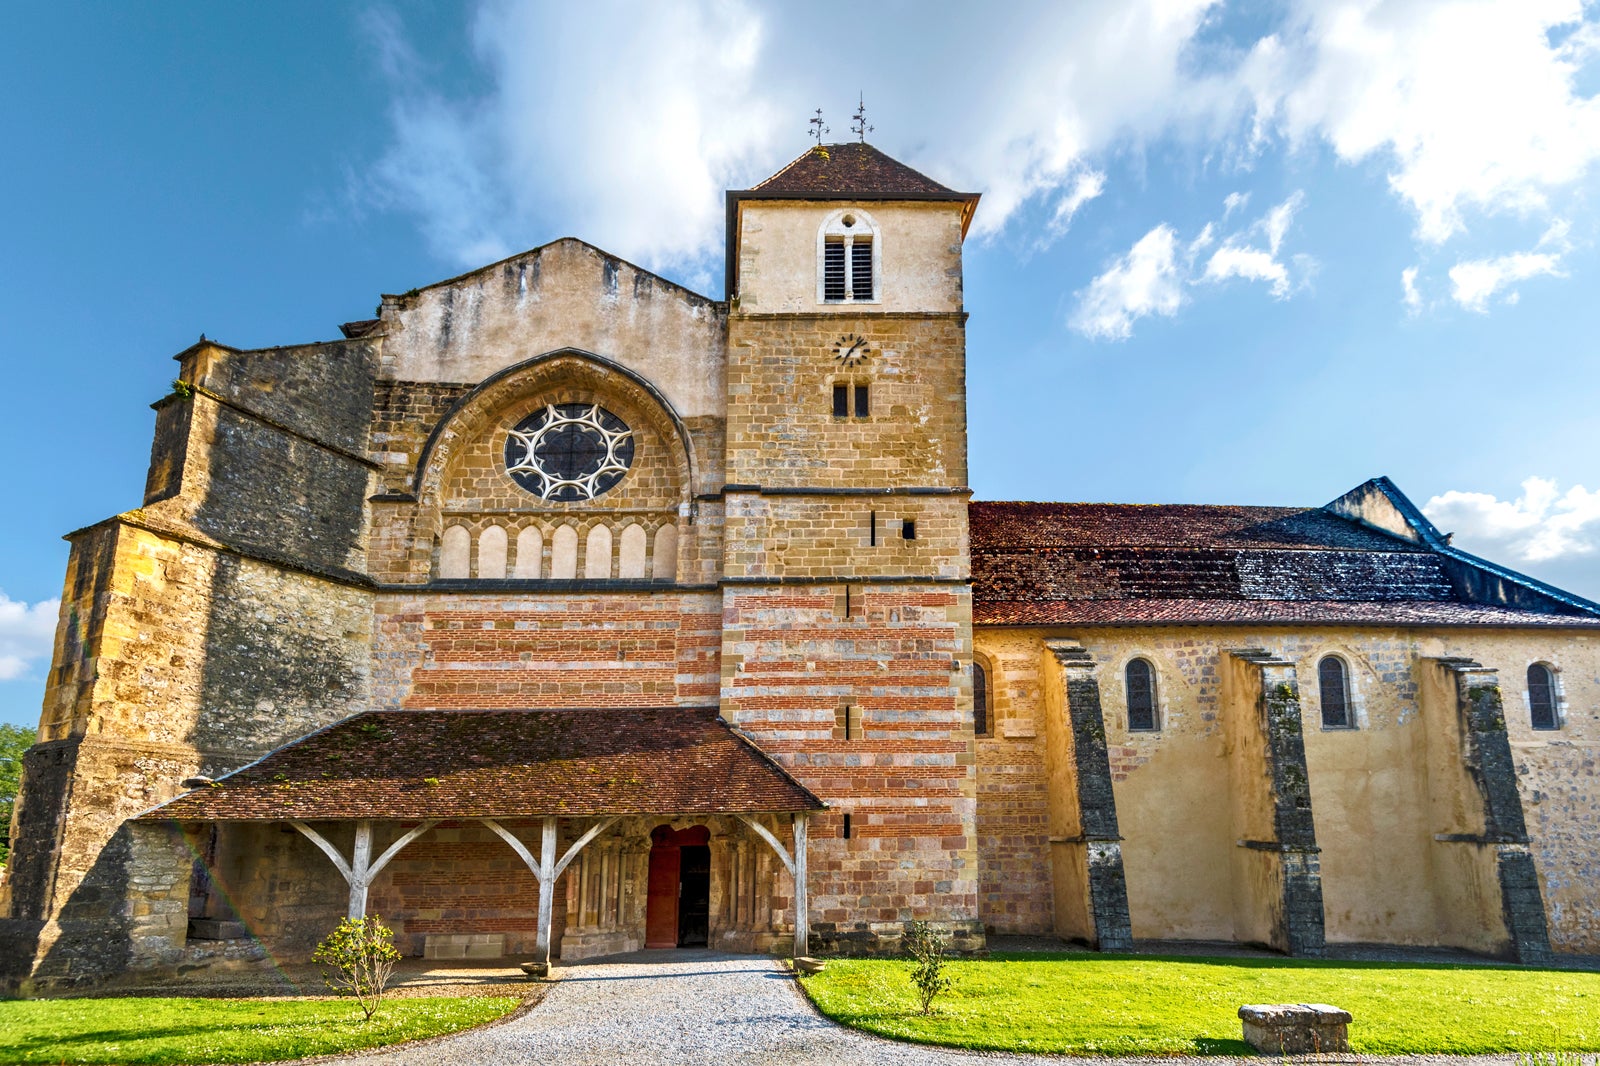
[315,949,1532,1066]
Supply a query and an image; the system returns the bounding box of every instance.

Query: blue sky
[3,1,1599,727]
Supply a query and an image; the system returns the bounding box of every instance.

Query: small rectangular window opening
[837,703,861,740]
[869,511,877,547]
[843,584,852,617]
[854,384,870,417]
[901,519,916,541]
[842,813,852,839]
[832,383,849,418]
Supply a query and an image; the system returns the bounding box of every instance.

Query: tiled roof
[750,143,967,198]
[969,502,1600,628]
[976,599,1600,628]
[140,708,824,822]
[971,503,1428,551]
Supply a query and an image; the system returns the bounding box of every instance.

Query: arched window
[1319,656,1352,728]
[439,524,470,579]
[817,210,880,304]
[1529,664,1559,730]
[477,525,508,580]
[972,659,985,736]
[1126,658,1158,731]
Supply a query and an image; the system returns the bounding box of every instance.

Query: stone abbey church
[5,142,1600,991]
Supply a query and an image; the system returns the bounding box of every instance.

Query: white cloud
[1070,225,1185,340]
[367,0,1237,271]
[1078,190,1307,336]
[370,0,782,273]
[1244,1,1600,243]
[365,1,1600,300]
[0,593,58,682]
[1204,245,1290,296]
[1424,478,1600,568]
[1447,219,1572,312]
[1201,190,1304,297]
[1401,265,1421,313]
[1046,169,1107,237]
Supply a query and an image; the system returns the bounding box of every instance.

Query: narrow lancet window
[1529,664,1558,730]
[973,660,991,737]
[1319,656,1352,728]
[1126,658,1157,731]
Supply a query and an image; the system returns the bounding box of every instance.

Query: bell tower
[718,142,984,952]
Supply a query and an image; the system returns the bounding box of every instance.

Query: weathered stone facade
[3,142,1597,992]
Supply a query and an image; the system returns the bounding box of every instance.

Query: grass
[0,995,521,1064]
[799,952,1600,1056]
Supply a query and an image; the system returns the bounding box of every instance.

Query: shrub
[312,916,401,1020]
[903,920,954,1015]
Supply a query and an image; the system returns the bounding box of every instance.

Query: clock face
[832,332,873,367]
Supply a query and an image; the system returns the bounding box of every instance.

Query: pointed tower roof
[725,142,980,298]
[752,142,966,198]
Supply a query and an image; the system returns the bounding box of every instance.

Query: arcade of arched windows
[437,517,680,582]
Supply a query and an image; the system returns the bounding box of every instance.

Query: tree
[0,723,33,867]
[312,916,402,1020]
[903,920,955,1015]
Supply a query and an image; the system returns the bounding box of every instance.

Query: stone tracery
[505,402,635,501]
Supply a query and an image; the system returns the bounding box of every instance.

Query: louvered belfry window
[1127,658,1157,731]
[851,238,873,299]
[820,211,877,302]
[1529,664,1558,730]
[824,239,847,301]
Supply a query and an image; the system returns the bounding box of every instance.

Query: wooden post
[348,820,373,919]
[793,813,809,958]
[535,816,558,967]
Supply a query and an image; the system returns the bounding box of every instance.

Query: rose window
[504,403,635,501]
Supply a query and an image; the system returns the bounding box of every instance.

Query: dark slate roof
[751,143,967,198]
[970,502,1600,628]
[140,708,824,822]
[978,600,1600,628]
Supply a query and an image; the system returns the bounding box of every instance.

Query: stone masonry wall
[150,339,378,577]
[724,313,968,489]
[974,623,1600,953]
[1,521,372,989]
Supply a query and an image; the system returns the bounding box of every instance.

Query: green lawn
[799,952,1600,1056]
[0,995,521,1064]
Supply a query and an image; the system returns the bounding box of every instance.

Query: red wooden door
[645,842,680,948]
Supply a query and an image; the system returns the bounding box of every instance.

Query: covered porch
[138,707,824,972]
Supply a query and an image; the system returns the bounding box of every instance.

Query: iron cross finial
[851,94,873,142]
[809,108,829,146]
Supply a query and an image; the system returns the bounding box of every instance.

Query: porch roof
[139,707,825,822]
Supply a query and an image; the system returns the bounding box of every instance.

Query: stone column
[1222,649,1325,956]
[1041,640,1133,951]
[1422,659,1551,963]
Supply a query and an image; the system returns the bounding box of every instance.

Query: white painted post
[535,816,558,967]
[793,813,810,958]
[348,820,373,919]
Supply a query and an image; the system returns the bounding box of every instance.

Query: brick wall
[720,584,981,951]
[374,590,721,709]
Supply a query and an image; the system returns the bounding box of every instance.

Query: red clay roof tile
[749,143,967,198]
[140,708,824,822]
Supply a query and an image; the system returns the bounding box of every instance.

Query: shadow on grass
[982,950,1557,973]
